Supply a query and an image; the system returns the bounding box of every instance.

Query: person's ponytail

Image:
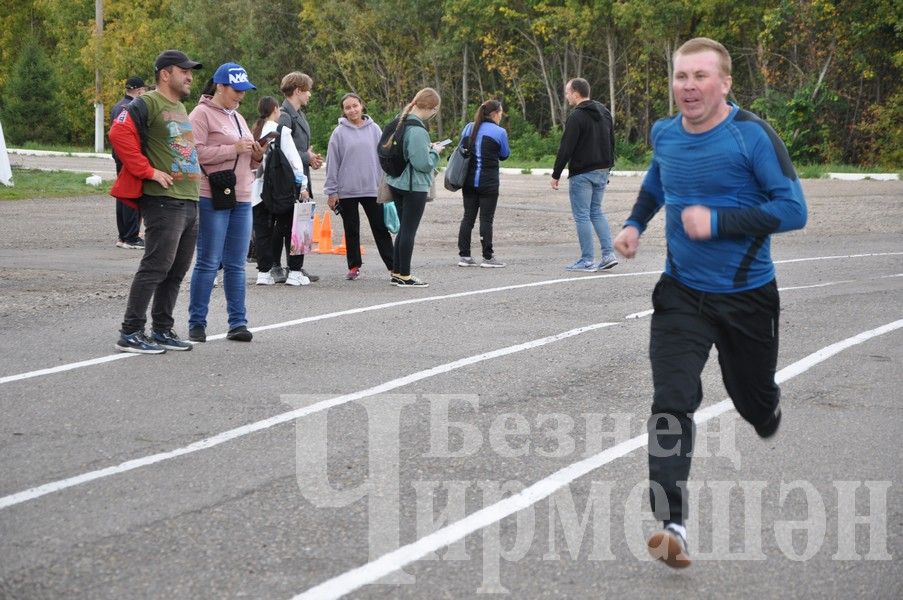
[384,88,440,149]
[470,99,501,147]
[252,96,279,140]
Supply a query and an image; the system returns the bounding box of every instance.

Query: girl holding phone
[250,96,308,286]
[384,87,445,288]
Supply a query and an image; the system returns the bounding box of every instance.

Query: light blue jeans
[189,198,252,331]
[568,169,614,262]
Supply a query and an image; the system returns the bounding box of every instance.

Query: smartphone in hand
[257,131,278,145]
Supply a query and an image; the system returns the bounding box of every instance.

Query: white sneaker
[285,270,310,286]
[256,271,275,285]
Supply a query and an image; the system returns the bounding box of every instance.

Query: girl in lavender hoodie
[324,93,394,280]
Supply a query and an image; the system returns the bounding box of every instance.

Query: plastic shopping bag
[383,201,400,235]
[290,200,316,255]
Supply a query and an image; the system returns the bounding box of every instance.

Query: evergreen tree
[2,41,57,145]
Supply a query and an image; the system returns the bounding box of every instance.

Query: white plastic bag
[290,201,316,255]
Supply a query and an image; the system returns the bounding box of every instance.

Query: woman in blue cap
[187,63,263,343]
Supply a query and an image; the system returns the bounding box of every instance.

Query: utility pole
[94,0,104,152]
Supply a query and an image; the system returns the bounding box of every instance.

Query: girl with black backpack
[383,88,447,288]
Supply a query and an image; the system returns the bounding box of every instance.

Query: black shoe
[270,266,288,284]
[227,326,253,342]
[392,274,429,287]
[300,268,319,282]
[118,238,145,250]
[647,524,691,569]
[115,330,165,354]
[188,326,206,343]
[755,406,781,438]
[151,329,192,351]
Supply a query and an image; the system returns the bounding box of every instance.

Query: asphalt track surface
[0,168,901,599]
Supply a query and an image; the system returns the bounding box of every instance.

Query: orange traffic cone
[311,212,321,243]
[315,211,334,253]
[332,234,347,255]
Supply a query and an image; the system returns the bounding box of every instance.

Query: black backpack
[377,116,425,177]
[261,124,298,215]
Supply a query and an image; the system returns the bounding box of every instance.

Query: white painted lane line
[778,280,855,291]
[292,318,903,600]
[0,354,134,384]
[625,309,654,319]
[775,251,902,264]
[1,252,899,386]
[0,322,617,511]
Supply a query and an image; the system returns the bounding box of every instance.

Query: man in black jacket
[110,76,147,249]
[551,78,618,272]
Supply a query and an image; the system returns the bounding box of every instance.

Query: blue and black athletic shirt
[625,103,808,293]
[459,121,511,190]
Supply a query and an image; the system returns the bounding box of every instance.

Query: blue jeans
[568,169,613,262]
[189,198,252,331]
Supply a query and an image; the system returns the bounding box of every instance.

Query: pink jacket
[189,95,259,201]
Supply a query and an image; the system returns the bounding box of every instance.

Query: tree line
[1,0,900,167]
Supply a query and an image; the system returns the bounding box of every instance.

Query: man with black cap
[109,49,204,354]
[110,76,147,250]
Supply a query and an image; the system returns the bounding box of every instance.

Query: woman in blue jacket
[456,100,510,268]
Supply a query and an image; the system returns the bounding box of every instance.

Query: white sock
[667,523,687,539]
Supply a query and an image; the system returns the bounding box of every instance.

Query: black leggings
[647,274,780,526]
[458,186,499,259]
[339,196,394,271]
[389,186,427,277]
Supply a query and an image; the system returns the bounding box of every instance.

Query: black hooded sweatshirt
[552,100,615,179]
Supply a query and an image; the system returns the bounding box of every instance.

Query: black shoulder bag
[200,114,243,210]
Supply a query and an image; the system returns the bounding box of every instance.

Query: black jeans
[116,200,141,243]
[338,196,394,271]
[253,203,303,272]
[121,196,198,333]
[647,274,781,526]
[458,186,499,260]
[389,186,427,277]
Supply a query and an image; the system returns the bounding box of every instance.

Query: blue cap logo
[212,63,256,91]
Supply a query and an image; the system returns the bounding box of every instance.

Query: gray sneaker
[270,266,288,284]
[151,329,193,351]
[457,256,478,267]
[480,256,506,268]
[597,255,619,271]
[300,268,319,282]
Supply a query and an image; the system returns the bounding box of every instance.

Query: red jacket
[108,104,155,207]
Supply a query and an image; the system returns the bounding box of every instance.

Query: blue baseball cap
[212,63,256,91]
